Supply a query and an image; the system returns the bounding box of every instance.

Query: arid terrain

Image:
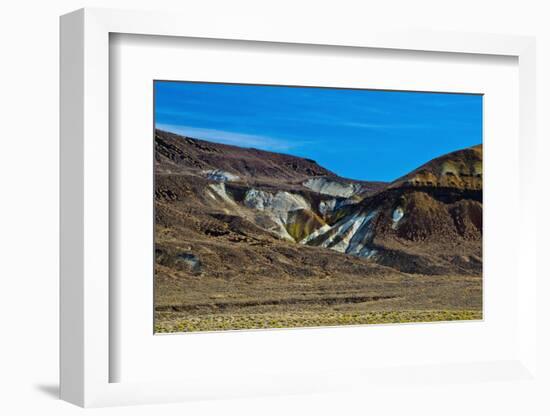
[154,129,482,332]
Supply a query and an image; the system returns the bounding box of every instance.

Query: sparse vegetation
[155,310,482,333]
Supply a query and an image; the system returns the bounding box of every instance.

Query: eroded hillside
[154,129,482,332]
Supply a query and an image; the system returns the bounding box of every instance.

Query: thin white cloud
[156,124,298,151]
[340,121,429,129]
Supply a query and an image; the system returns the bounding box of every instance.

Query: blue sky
[155,81,482,182]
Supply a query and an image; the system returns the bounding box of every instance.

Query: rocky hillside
[390,144,482,190]
[158,129,334,181]
[155,129,482,277]
[300,145,483,274]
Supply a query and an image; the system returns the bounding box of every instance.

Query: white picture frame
[60,7,538,408]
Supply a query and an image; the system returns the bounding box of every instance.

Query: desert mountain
[155,129,482,278]
[301,144,482,274]
[389,144,482,190]
[158,129,334,181]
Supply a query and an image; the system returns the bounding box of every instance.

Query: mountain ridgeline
[155,129,482,278]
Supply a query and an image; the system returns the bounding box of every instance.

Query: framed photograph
[60,8,538,408]
[152,81,484,334]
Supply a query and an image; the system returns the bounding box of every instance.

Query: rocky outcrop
[303,177,363,198]
[302,209,379,258]
[390,145,482,191]
[243,189,316,241]
[285,209,327,242]
[204,169,240,182]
